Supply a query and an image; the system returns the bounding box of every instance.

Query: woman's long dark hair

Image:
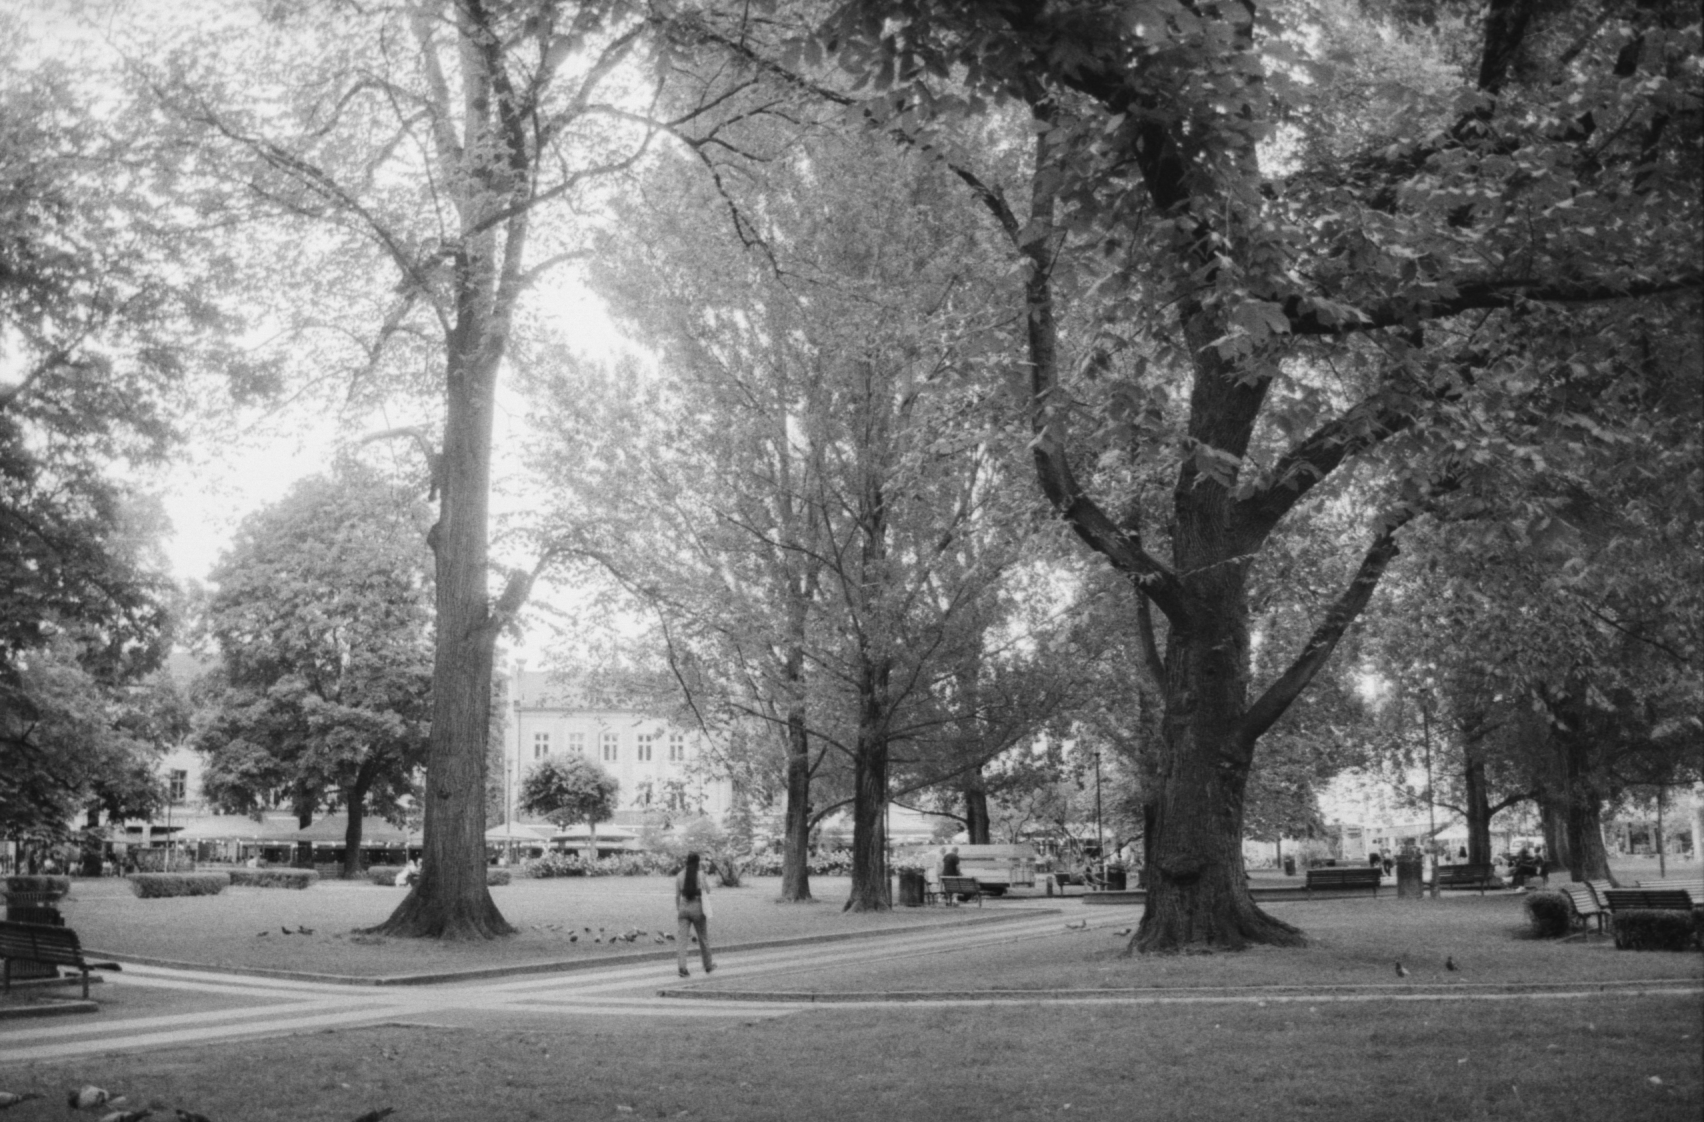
[681,852,701,900]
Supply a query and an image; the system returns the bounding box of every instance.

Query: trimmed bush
[128,872,230,898]
[1523,890,1574,938]
[5,874,71,900]
[228,867,318,890]
[1612,908,1699,951]
[368,866,408,886]
[486,868,511,887]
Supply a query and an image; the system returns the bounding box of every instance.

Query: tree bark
[1462,752,1493,867]
[1137,579,1305,952]
[779,704,814,902]
[340,769,374,880]
[1557,732,1614,884]
[962,770,991,845]
[369,311,511,938]
[845,647,893,912]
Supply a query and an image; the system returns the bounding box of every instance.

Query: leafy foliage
[519,754,620,833]
[194,462,434,861]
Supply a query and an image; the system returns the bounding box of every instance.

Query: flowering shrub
[521,852,674,878]
[731,851,853,877]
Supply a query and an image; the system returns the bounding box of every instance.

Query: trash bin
[1283,856,1296,876]
[897,868,926,907]
[1104,864,1127,891]
[1395,851,1425,899]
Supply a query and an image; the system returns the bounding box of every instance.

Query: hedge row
[128,872,230,898]
[1613,908,1702,952]
[4,874,71,899]
[228,867,318,890]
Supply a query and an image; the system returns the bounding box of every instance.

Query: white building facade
[500,669,733,831]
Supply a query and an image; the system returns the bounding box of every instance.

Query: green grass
[48,874,1000,979]
[1,868,1700,1121]
[0,994,1697,1120]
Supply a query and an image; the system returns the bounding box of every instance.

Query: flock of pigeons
[254,924,687,944]
[0,1087,394,1121]
[525,925,680,944]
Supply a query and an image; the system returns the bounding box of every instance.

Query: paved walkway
[3,908,1697,1066]
[0,908,1075,1063]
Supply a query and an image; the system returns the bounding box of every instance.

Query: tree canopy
[195,462,435,877]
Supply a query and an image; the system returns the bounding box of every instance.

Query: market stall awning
[153,814,301,842]
[291,814,420,846]
[485,823,555,843]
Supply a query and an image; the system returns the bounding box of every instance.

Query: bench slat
[0,920,120,1000]
[938,876,983,907]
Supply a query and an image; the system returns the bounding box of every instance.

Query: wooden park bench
[1304,866,1382,897]
[1431,863,1500,894]
[1560,883,1609,935]
[0,920,122,1000]
[938,875,984,908]
[1601,887,1696,916]
[1636,879,1703,903]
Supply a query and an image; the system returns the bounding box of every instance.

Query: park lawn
[0,992,1697,1121]
[49,875,1017,980]
[684,894,1704,996]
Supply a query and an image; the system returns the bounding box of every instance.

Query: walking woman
[675,851,714,977]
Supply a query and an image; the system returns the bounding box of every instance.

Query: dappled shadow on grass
[52,875,1003,978]
[693,895,1704,996]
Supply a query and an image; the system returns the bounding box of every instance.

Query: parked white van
[902,843,1038,896]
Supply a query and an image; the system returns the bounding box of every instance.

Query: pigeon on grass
[0,1092,41,1110]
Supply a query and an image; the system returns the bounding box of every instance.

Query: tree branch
[1240,508,1416,747]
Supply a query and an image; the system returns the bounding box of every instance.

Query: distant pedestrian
[674,851,714,978]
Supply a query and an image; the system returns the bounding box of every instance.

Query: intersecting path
[6,907,1697,1066]
[0,908,1089,1064]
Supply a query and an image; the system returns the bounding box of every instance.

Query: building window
[601,732,619,762]
[533,732,551,759]
[568,732,586,755]
[637,734,654,762]
[168,769,187,804]
[668,733,686,762]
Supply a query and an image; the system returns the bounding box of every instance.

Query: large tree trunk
[80,806,103,877]
[845,655,892,912]
[779,705,814,902]
[1137,588,1304,952]
[340,769,374,880]
[1557,733,1614,884]
[845,737,890,912]
[369,332,511,938]
[962,770,991,845]
[1462,753,1493,866]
